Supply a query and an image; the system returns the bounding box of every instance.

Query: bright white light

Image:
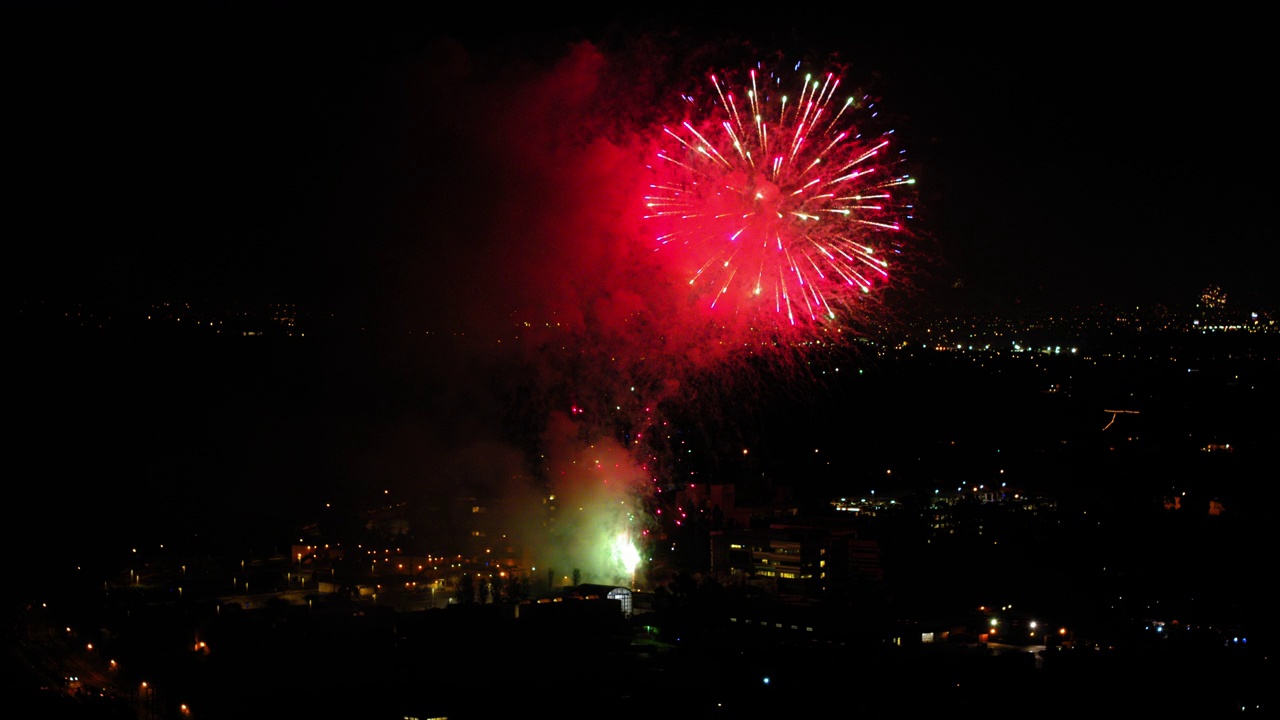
[615,534,641,576]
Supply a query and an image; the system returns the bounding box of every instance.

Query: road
[7,600,139,716]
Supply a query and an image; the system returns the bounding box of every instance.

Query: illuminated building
[711,518,882,599]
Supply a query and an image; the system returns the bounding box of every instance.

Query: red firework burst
[644,61,915,336]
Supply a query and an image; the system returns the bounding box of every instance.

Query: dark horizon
[11,303,1276,573]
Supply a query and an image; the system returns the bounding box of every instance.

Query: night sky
[8,7,1276,318]
[6,7,1277,580]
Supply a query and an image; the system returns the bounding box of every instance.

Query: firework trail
[643,60,915,343]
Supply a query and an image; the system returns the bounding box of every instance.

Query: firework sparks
[644,61,915,337]
[613,532,642,579]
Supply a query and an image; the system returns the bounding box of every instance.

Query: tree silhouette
[456,573,476,604]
